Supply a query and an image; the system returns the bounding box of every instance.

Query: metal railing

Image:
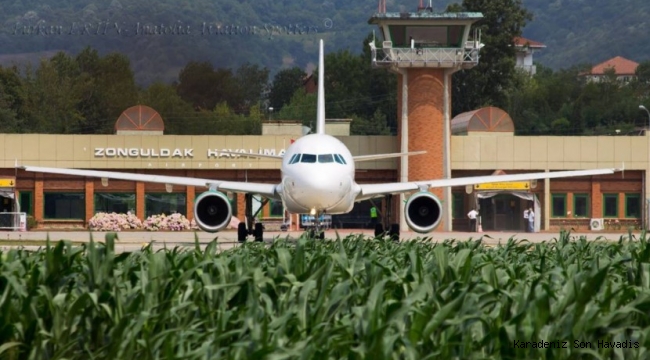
[0,212,27,231]
[370,46,480,68]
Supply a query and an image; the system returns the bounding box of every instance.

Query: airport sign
[0,178,16,187]
[474,181,530,191]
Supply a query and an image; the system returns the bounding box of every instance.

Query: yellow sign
[0,178,16,187]
[474,181,530,190]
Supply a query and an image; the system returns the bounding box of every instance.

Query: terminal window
[625,194,641,218]
[94,193,136,214]
[603,194,618,218]
[551,194,566,217]
[573,194,589,217]
[145,193,186,217]
[452,193,464,219]
[44,193,85,220]
[19,191,32,216]
[269,199,284,218]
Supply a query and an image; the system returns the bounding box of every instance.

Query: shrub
[88,212,143,231]
[26,215,37,230]
[144,213,191,231]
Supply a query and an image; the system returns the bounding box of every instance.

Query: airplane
[18,39,621,241]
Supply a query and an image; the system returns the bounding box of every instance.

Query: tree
[448,0,533,116]
[268,67,307,112]
[23,59,85,133]
[232,63,270,114]
[138,82,194,134]
[0,65,27,132]
[276,88,317,130]
[176,61,231,111]
[350,109,391,135]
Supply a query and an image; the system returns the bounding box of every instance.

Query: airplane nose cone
[289,175,350,210]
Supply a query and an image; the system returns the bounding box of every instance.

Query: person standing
[523,209,529,232]
[370,206,378,225]
[528,207,535,233]
[467,208,478,232]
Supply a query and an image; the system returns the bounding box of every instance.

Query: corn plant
[1,231,650,359]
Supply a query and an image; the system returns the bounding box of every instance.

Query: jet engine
[404,191,443,233]
[193,190,233,233]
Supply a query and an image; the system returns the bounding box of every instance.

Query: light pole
[268,107,273,121]
[640,105,650,131]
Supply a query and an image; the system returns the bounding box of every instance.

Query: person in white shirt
[467,208,478,232]
[527,208,535,233]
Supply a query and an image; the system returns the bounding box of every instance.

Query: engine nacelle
[405,191,443,233]
[193,190,232,233]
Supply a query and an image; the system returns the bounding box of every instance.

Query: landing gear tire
[237,223,247,242]
[389,223,399,242]
[254,223,264,242]
[374,223,384,238]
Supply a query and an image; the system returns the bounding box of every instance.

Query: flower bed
[88,212,143,232]
[89,212,195,231]
[144,213,191,231]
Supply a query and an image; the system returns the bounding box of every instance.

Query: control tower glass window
[389,26,406,46]
[401,25,465,47]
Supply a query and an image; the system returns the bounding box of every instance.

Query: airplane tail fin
[316,39,325,135]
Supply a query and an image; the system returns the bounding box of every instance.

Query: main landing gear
[371,195,400,242]
[237,193,267,243]
[307,215,326,240]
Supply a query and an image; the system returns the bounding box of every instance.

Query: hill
[1,0,649,85]
[521,0,650,69]
[0,0,375,85]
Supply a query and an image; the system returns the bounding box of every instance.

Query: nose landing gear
[237,193,267,243]
[304,212,326,240]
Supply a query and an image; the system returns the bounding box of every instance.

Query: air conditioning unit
[590,218,604,231]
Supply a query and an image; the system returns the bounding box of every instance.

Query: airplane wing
[19,166,281,199]
[356,168,619,201]
[353,151,426,162]
[215,151,283,160]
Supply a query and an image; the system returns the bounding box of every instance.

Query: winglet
[316,39,325,135]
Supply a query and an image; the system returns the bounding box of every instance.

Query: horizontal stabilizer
[353,151,426,162]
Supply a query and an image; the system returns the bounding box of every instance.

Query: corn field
[2,231,650,359]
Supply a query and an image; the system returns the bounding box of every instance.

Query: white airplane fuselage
[278,133,361,215]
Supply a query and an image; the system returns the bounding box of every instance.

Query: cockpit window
[318,154,334,163]
[334,154,347,164]
[300,154,317,163]
[289,154,301,164]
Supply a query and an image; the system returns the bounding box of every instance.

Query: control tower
[368,1,483,232]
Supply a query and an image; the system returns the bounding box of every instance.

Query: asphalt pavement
[0,228,646,253]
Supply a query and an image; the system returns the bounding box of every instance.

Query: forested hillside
[0,0,374,85]
[1,0,650,84]
[2,0,650,137]
[521,0,650,69]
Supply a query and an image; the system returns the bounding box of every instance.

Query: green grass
[2,231,650,359]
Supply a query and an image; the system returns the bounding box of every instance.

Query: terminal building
[0,104,645,233]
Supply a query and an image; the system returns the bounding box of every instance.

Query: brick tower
[368,2,483,231]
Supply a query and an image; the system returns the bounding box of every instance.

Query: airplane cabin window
[301,154,317,163]
[289,154,301,164]
[318,154,334,163]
